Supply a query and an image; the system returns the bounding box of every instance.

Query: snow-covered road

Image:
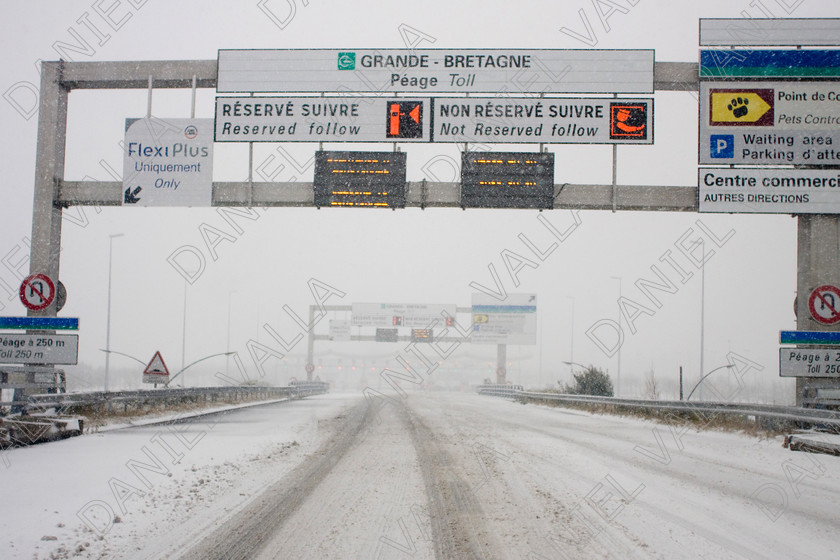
[2,392,839,559]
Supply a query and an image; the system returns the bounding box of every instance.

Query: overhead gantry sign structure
[18,19,840,405]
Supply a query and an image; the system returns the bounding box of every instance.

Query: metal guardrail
[23,383,330,414]
[289,380,331,397]
[478,384,524,397]
[477,385,840,428]
[0,382,332,448]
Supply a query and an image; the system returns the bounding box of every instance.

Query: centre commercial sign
[699,48,840,215]
[698,168,840,214]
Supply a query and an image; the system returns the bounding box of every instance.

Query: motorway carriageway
[2,392,839,559]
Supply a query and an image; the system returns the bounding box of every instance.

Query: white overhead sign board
[0,333,78,365]
[780,348,840,378]
[217,49,654,94]
[434,98,652,144]
[329,320,352,341]
[700,18,840,46]
[699,81,840,166]
[351,303,456,328]
[471,293,537,345]
[699,168,840,214]
[214,96,652,144]
[215,97,431,142]
[123,118,214,207]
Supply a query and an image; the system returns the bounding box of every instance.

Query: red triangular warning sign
[144,351,169,376]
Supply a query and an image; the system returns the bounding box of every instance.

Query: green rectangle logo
[337,52,355,70]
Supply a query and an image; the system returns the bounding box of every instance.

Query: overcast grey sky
[2,0,837,400]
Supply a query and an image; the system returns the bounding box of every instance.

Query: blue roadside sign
[780,330,840,345]
[0,317,79,330]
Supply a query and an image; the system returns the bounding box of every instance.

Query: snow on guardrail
[477,384,840,428]
[25,383,330,414]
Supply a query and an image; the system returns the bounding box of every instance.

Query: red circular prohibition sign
[808,284,840,325]
[20,273,56,311]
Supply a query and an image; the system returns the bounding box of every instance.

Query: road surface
[2,392,839,559]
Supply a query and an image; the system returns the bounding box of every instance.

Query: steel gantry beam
[57,180,699,211]
[47,59,702,214]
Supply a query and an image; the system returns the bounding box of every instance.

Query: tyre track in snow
[255,396,432,559]
[402,402,500,560]
[178,399,373,560]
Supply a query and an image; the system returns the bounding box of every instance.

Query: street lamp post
[562,360,587,391]
[99,349,145,366]
[538,310,543,387]
[104,233,124,392]
[181,280,187,386]
[686,364,735,401]
[567,296,575,377]
[699,238,706,401]
[165,352,235,388]
[226,290,237,377]
[610,276,622,397]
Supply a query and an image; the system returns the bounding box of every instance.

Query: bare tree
[644,368,660,400]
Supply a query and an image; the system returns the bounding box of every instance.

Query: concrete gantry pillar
[16,62,69,397]
[306,305,316,382]
[496,344,507,384]
[796,215,840,406]
[29,61,68,317]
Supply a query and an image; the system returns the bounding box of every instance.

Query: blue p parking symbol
[710,134,734,158]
